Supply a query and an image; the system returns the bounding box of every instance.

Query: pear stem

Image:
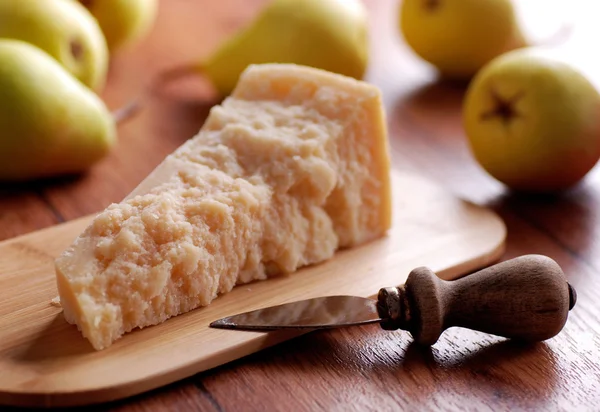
[111,98,143,124]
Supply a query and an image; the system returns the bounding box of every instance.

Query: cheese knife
[210,255,577,345]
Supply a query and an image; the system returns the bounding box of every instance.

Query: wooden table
[3,0,600,410]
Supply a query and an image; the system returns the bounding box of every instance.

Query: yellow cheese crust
[54,64,392,350]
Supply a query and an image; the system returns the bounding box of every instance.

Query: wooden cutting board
[0,171,506,408]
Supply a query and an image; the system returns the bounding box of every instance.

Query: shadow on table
[0,175,82,197]
[14,312,96,363]
[401,337,558,385]
[483,183,600,280]
[387,77,473,169]
[394,77,469,116]
[392,337,559,410]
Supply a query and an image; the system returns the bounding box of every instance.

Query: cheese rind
[54,64,392,350]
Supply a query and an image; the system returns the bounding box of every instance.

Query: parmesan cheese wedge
[54,64,392,350]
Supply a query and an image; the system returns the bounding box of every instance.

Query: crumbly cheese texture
[54,64,392,350]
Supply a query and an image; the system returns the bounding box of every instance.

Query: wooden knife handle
[377,254,576,345]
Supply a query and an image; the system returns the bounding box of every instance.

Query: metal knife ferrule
[377,285,411,331]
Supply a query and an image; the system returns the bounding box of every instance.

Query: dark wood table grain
[3,0,600,410]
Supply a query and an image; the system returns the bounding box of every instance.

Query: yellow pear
[199,0,369,96]
[0,39,116,181]
[399,0,526,79]
[463,48,600,192]
[79,0,158,52]
[0,0,108,90]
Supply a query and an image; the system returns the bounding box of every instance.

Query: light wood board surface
[0,171,506,408]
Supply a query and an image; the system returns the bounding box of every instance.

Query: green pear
[0,0,108,90]
[0,39,116,181]
[199,0,369,96]
[399,0,526,79]
[79,0,158,52]
[463,48,600,192]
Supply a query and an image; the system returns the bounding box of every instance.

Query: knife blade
[210,295,382,330]
[210,255,578,345]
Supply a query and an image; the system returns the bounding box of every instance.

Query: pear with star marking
[463,48,600,192]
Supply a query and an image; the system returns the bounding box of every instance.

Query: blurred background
[1,0,599,241]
